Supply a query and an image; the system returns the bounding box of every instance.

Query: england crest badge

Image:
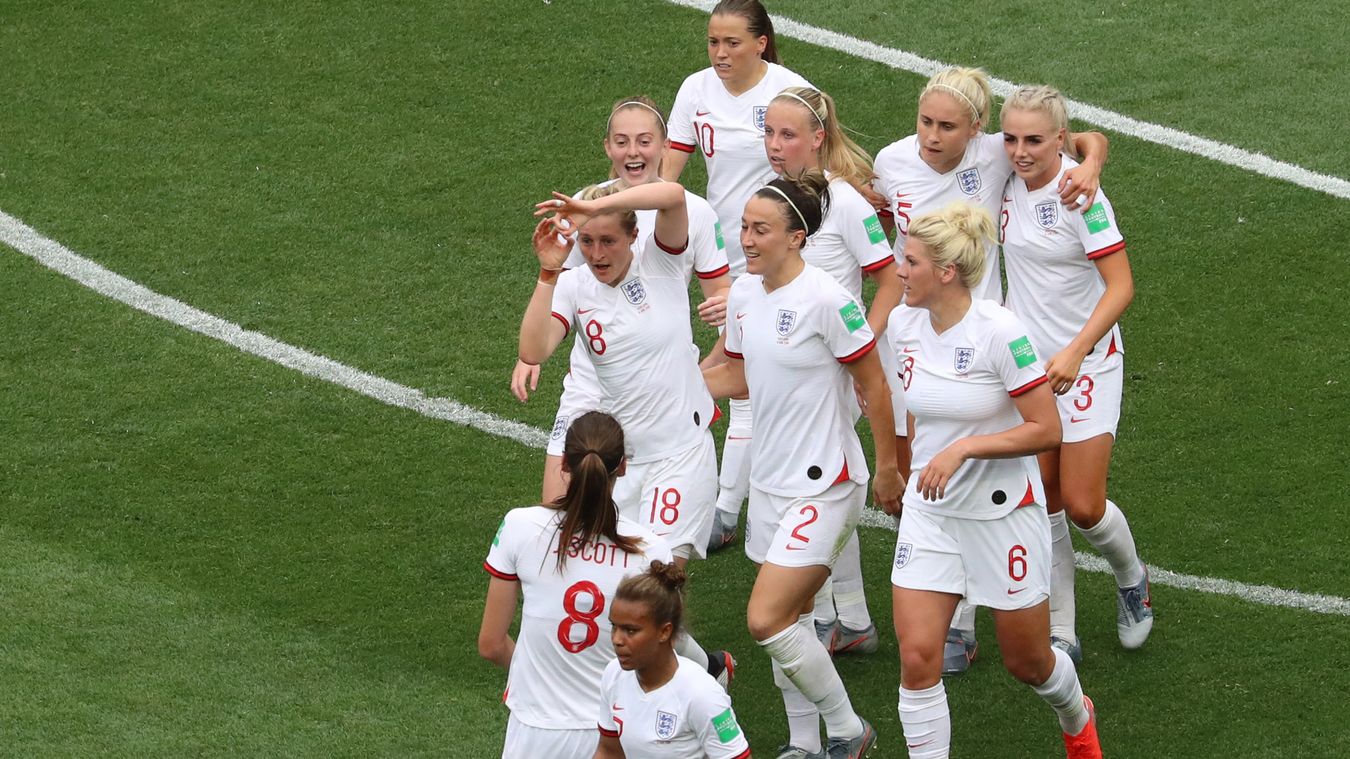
[550,415,568,440]
[1035,201,1058,229]
[753,106,767,131]
[894,541,913,569]
[957,168,981,195]
[954,347,975,375]
[621,278,647,305]
[655,710,679,740]
[775,309,798,336]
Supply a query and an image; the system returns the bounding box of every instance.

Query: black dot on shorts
[991,490,1007,505]
[693,411,700,426]
[807,466,823,480]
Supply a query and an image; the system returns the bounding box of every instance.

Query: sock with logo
[898,682,951,758]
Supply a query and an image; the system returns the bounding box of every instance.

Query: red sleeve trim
[837,338,877,364]
[483,561,518,581]
[861,254,895,273]
[723,348,744,360]
[670,141,696,154]
[877,208,893,218]
[696,263,731,279]
[1086,240,1126,260]
[654,234,688,255]
[597,726,620,738]
[728,749,751,759]
[1009,375,1048,397]
[551,312,571,334]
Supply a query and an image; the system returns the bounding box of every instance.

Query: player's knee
[746,610,790,642]
[898,640,943,688]
[1061,491,1106,528]
[1002,647,1053,685]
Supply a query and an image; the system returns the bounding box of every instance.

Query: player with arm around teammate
[1000,85,1150,661]
[703,171,901,759]
[479,412,674,759]
[662,0,815,548]
[756,85,904,659]
[871,65,1110,676]
[886,203,1101,759]
[593,561,752,759]
[511,96,732,503]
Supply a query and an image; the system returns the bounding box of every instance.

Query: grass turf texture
[0,0,1346,756]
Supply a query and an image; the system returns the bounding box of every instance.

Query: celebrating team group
[480,1,1152,757]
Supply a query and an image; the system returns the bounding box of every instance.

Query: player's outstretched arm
[478,577,519,670]
[1058,131,1110,210]
[845,350,902,513]
[518,219,571,366]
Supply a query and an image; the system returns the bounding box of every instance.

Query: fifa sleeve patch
[714,221,725,251]
[492,517,506,546]
[839,302,866,333]
[1008,336,1037,368]
[863,214,886,245]
[712,708,742,743]
[1084,203,1112,234]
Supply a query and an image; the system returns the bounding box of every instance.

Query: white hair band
[924,83,982,122]
[776,90,825,128]
[760,184,811,235]
[606,101,666,134]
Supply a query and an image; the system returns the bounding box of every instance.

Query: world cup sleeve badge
[655,710,679,740]
[957,168,981,195]
[1035,201,1059,229]
[753,106,767,131]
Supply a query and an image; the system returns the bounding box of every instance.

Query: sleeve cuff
[723,348,744,360]
[1009,375,1048,397]
[1086,240,1126,260]
[861,254,895,273]
[696,263,731,279]
[483,561,519,581]
[837,338,877,364]
[551,312,571,334]
[654,234,688,255]
[597,726,620,738]
[669,141,696,154]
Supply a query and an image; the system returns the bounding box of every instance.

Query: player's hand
[697,294,727,327]
[859,184,888,212]
[1044,347,1087,395]
[873,467,903,514]
[510,360,540,402]
[916,441,968,501]
[1058,161,1101,211]
[531,217,574,272]
[534,192,596,229]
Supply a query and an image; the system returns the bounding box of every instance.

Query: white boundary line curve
[661,0,1350,201]
[4,209,1347,618]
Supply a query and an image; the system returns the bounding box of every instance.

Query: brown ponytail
[553,411,642,570]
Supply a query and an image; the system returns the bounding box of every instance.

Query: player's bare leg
[990,601,1095,750]
[893,587,959,757]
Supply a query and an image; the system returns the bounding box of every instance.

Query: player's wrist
[537,268,561,285]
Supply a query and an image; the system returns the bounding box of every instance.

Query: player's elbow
[1034,418,1062,451]
[477,632,507,665]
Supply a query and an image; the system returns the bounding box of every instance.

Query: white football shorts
[545,371,603,458]
[746,479,864,568]
[1057,356,1123,444]
[890,502,1050,611]
[502,713,597,759]
[611,433,718,560]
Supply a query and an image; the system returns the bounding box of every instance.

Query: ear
[788,228,807,251]
[616,458,627,478]
[755,35,768,57]
[811,128,826,153]
[939,263,960,285]
[658,621,674,644]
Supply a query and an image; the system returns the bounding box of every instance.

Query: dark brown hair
[553,412,641,569]
[711,0,779,64]
[754,168,830,238]
[615,560,688,633]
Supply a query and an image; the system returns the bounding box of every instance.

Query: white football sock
[814,578,838,626]
[1077,500,1144,588]
[950,597,975,634]
[773,659,822,753]
[759,612,863,740]
[898,682,951,758]
[673,631,711,671]
[715,398,753,521]
[1032,647,1090,735]
[1048,509,1077,640]
[832,532,872,630]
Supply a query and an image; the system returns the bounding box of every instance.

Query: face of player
[605,109,666,185]
[1001,107,1065,190]
[763,101,824,176]
[897,235,954,308]
[741,195,803,278]
[707,13,766,86]
[915,91,981,174]
[609,598,672,671]
[577,214,637,286]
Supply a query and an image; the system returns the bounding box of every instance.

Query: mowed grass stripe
[5,207,1346,620]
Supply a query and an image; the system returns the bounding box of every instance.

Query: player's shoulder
[600,656,625,690]
[729,272,764,299]
[802,264,854,300]
[683,187,717,217]
[970,299,1031,344]
[874,135,918,170]
[674,655,726,699]
[887,302,926,336]
[765,61,810,88]
[503,504,557,528]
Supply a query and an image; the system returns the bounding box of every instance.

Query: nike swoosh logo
[1070,417,1088,424]
[577,308,597,315]
[735,312,747,320]
[908,740,934,748]
[1003,196,1013,203]
[1007,587,1026,595]
[785,545,806,551]
[902,347,919,354]
[612,704,623,711]
[696,109,711,116]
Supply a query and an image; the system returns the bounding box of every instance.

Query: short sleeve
[668,74,698,153]
[820,282,876,364]
[982,132,1013,176]
[837,186,894,272]
[1077,190,1125,260]
[642,232,688,280]
[643,532,675,565]
[549,272,578,335]
[690,199,730,280]
[483,511,520,581]
[596,660,622,737]
[689,679,751,759]
[723,282,747,360]
[990,313,1049,397]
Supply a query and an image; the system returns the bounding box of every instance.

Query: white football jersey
[725,265,874,497]
[597,656,750,759]
[668,63,813,276]
[1000,156,1126,374]
[887,299,1048,519]
[484,506,672,730]
[872,132,1010,302]
[803,177,895,302]
[551,235,716,463]
[553,185,730,445]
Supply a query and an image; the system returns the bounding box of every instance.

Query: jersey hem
[482,560,518,581]
[1009,375,1048,397]
[837,338,877,364]
[1086,240,1126,260]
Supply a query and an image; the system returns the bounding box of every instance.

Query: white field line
[661,0,1350,201]
[4,207,1348,619]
